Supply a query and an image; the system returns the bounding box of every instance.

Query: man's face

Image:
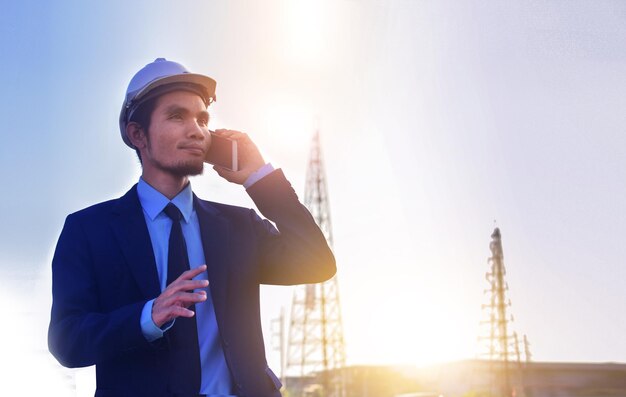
[140,90,211,178]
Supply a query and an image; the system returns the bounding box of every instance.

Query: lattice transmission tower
[286,130,346,397]
[478,227,530,397]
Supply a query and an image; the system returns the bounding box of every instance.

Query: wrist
[244,163,275,188]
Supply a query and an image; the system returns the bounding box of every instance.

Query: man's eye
[199,118,208,126]
[169,113,182,120]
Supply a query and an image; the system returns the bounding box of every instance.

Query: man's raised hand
[152,265,209,328]
[212,129,265,185]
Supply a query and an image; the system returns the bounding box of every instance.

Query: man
[48,58,336,397]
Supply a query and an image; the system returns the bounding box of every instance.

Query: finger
[176,264,207,282]
[213,165,230,175]
[213,165,237,182]
[214,129,238,138]
[174,306,196,318]
[154,302,198,326]
[163,305,196,321]
[214,129,250,143]
[158,291,207,310]
[227,130,244,138]
[160,279,208,301]
[173,291,208,308]
[153,291,207,326]
[165,279,209,297]
[229,131,250,143]
[176,279,209,292]
[172,290,208,304]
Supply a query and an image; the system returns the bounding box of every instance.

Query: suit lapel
[110,185,161,299]
[194,195,231,323]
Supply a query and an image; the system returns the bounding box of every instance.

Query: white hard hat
[119,58,217,148]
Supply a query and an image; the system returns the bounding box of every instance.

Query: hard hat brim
[130,73,216,108]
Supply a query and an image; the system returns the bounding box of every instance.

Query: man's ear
[126,122,147,150]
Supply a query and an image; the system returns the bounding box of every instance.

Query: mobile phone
[205,131,238,171]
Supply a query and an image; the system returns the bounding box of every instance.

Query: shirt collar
[137,178,194,223]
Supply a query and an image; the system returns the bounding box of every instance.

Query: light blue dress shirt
[137,163,273,396]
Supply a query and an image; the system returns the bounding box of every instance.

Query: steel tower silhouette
[285,130,346,397]
[478,227,529,397]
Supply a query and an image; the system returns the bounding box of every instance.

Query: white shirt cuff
[140,299,173,342]
[243,163,275,189]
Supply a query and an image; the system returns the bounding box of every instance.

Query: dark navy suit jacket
[48,170,336,397]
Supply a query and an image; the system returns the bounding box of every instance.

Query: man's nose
[188,121,207,139]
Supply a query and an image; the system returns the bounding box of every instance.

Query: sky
[1,0,625,395]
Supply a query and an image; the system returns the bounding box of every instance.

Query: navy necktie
[163,203,201,393]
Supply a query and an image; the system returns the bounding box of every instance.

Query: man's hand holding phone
[208,129,266,185]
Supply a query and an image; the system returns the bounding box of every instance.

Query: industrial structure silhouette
[285,131,347,397]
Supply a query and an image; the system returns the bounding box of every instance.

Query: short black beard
[143,136,206,178]
[153,160,205,178]
[168,161,205,178]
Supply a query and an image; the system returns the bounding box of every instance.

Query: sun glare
[261,98,316,159]
[281,1,334,66]
[347,277,478,367]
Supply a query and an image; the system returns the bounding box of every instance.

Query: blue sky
[1,0,625,393]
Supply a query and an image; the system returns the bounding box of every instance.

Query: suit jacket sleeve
[48,213,151,368]
[246,168,336,285]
